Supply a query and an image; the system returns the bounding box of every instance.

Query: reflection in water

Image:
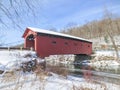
[73,63,120,74]
[46,62,120,84]
[47,62,120,75]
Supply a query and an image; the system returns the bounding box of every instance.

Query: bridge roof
[27,27,92,43]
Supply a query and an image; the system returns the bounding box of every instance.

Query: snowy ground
[91,50,120,69]
[0,72,120,90]
[0,50,36,65]
[95,50,120,57]
[0,50,37,75]
[0,50,120,90]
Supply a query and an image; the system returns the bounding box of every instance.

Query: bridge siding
[23,28,92,58]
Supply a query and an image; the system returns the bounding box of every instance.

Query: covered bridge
[23,27,92,58]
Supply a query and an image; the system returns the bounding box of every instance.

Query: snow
[27,27,92,43]
[0,65,5,71]
[45,55,75,65]
[0,73,120,90]
[95,50,120,57]
[0,50,120,90]
[0,50,37,76]
[92,50,120,65]
[0,50,36,65]
[92,60,120,66]
[87,50,120,73]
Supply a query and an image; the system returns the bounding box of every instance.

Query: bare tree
[0,0,44,45]
[0,0,43,31]
[102,10,119,60]
[61,10,120,60]
[115,19,120,34]
[107,20,119,60]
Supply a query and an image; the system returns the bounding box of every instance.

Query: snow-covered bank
[0,50,120,90]
[0,50,38,76]
[95,50,120,57]
[0,50,36,65]
[91,50,120,67]
[86,51,120,74]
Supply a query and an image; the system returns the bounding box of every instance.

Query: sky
[0,0,120,46]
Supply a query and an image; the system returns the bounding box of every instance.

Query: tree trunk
[107,31,119,60]
[107,20,119,60]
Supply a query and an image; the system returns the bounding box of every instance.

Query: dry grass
[33,64,51,90]
[71,81,107,90]
[71,83,94,90]
[0,63,50,90]
[92,80,107,90]
[1,71,19,83]
[0,71,23,90]
[0,70,4,74]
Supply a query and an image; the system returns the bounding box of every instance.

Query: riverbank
[0,50,120,90]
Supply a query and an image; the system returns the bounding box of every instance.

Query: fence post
[20,47,23,51]
[30,47,33,51]
[8,47,10,51]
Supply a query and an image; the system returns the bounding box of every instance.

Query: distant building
[23,27,92,58]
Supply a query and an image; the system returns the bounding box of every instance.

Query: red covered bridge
[23,27,92,58]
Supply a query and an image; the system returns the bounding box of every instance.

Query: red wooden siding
[23,28,92,58]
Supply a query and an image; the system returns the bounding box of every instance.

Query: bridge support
[73,54,91,69]
[74,54,91,65]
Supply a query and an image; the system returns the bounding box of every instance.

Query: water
[74,64,120,74]
[46,62,120,75]
[46,62,120,84]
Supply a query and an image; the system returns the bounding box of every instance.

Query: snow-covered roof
[27,27,92,43]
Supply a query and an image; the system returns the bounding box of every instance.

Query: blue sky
[0,0,120,46]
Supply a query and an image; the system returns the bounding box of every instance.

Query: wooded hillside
[61,18,120,39]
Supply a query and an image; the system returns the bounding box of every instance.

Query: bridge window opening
[27,34,34,41]
[81,44,83,46]
[26,34,35,50]
[74,43,78,46]
[52,41,56,44]
[65,42,68,45]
